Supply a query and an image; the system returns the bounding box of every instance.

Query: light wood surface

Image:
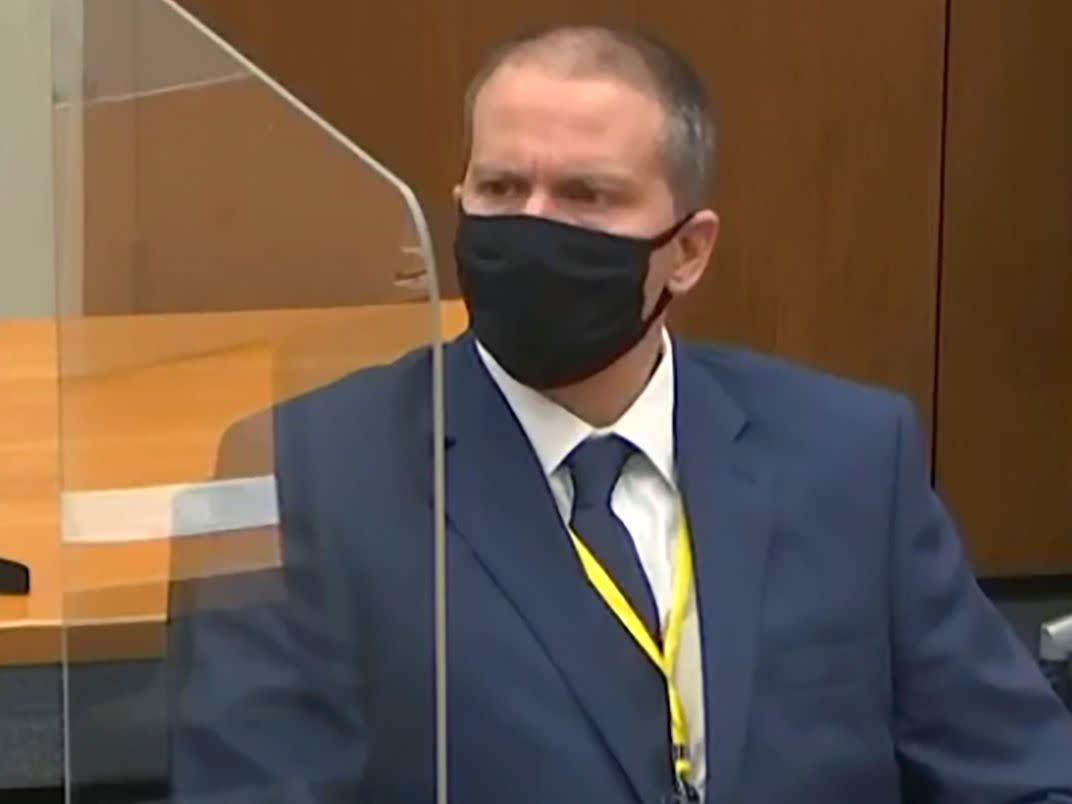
[0,302,467,665]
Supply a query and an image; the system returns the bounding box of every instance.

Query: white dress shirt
[476,332,707,797]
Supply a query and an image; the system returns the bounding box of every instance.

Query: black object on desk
[0,558,30,596]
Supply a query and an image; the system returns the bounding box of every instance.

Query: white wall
[0,0,57,318]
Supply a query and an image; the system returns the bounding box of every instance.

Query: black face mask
[455,209,691,389]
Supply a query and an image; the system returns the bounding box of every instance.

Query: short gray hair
[463,25,716,213]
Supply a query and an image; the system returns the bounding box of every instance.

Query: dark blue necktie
[566,435,661,642]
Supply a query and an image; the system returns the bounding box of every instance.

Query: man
[171,25,1072,803]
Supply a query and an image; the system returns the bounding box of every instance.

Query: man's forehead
[476,65,661,129]
[469,64,665,171]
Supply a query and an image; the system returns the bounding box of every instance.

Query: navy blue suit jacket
[170,333,1072,803]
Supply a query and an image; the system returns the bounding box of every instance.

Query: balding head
[463,25,715,213]
[456,24,721,339]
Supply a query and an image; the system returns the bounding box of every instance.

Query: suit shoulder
[274,343,435,436]
[283,343,437,418]
[681,340,911,436]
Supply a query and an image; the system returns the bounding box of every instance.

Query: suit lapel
[444,335,665,803]
[674,343,775,802]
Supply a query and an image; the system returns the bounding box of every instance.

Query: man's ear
[667,209,719,295]
[452,184,463,203]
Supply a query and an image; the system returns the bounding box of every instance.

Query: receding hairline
[465,27,672,140]
[476,27,664,93]
[462,25,715,210]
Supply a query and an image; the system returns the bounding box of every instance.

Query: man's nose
[521,188,554,218]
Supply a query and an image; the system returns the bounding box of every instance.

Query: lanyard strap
[569,514,695,788]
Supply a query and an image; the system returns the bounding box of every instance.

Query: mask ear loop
[635,210,698,344]
[648,211,697,249]
[543,216,691,389]
[643,210,697,318]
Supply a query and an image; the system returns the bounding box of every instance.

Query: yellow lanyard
[569,513,695,789]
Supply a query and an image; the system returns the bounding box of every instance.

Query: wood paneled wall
[170,0,945,424]
[78,0,1069,575]
[936,0,1072,575]
[84,77,428,312]
[642,1,945,425]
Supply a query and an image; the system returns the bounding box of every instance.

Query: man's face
[461,63,677,235]
[458,62,715,315]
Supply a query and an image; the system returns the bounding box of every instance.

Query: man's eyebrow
[470,162,632,178]
[551,170,637,191]
[556,170,633,183]
[468,163,526,179]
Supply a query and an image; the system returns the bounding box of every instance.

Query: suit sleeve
[168,406,368,804]
[889,397,1072,802]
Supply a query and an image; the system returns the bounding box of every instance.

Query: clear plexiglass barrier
[50,1,450,800]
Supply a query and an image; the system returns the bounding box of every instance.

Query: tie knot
[565,435,636,510]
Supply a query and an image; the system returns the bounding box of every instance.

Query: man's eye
[560,183,604,205]
[479,179,520,197]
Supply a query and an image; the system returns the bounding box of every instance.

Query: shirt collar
[475,331,677,488]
